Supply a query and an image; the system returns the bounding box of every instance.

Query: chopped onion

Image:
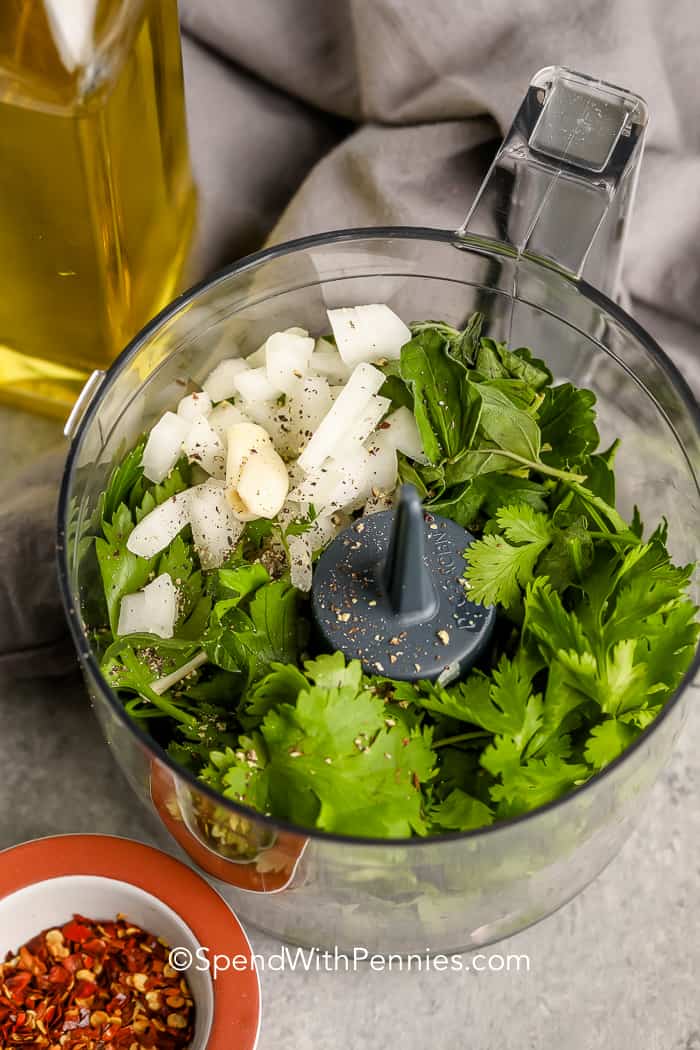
[381,405,427,463]
[202,358,249,403]
[142,412,190,484]
[288,532,313,591]
[183,416,226,478]
[266,331,314,394]
[243,400,291,455]
[344,394,391,448]
[324,446,374,511]
[309,339,351,382]
[297,362,385,474]
[288,464,342,508]
[286,326,309,338]
[245,345,267,368]
[287,376,333,454]
[190,479,245,569]
[127,491,191,559]
[117,573,177,639]
[365,431,398,494]
[233,366,282,403]
[177,390,212,422]
[308,513,342,551]
[208,400,249,441]
[327,304,411,368]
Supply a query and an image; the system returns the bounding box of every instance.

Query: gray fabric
[2,1,699,677]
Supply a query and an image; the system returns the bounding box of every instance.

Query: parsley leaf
[204,579,299,686]
[538,383,599,469]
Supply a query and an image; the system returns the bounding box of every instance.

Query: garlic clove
[225,421,289,520]
[236,449,289,519]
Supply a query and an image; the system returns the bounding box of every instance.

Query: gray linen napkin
[2,0,699,678]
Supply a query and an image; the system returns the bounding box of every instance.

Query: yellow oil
[0,0,196,416]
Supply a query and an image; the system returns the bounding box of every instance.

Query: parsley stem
[433,730,491,749]
[140,688,198,727]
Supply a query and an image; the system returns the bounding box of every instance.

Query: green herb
[92,311,698,840]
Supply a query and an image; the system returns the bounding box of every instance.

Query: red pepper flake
[1,914,195,1049]
[62,920,94,943]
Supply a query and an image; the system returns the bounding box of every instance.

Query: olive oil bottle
[0,0,196,416]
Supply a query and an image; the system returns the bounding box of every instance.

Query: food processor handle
[458,67,649,298]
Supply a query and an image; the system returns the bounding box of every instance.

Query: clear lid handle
[458,67,649,297]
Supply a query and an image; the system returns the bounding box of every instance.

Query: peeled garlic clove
[226,422,274,488]
[225,421,289,520]
[236,449,289,519]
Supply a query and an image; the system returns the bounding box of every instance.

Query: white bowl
[0,874,214,1050]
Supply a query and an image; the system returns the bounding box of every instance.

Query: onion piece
[307,513,342,551]
[287,376,333,455]
[202,358,249,403]
[127,491,191,559]
[142,412,190,484]
[344,394,391,448]
[245,346,267,368]
[365,431,398,494]
[233,366,282,403]
[288,532,313,592]
[207,400,249,441]
[117,573,177,639]
[190,479,245,569]
[265,331,314,394]
[177,390,212,422]
[297,362,385,474]
[183,416,226,478]
[243,400,289,453]
[380,405,427,463]
[288,464,342,509]
[327,304,411,368]
[309,339,351,382]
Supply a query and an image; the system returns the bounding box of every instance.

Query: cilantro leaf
[584,719,640,770]
[464,505,553,607]
[485,752,589,816]
[430,788,494,831]
[260,671,434,837]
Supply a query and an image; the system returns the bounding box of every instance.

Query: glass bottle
[0,0,196,416]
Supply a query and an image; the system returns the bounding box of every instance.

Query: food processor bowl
[57,69,700,954]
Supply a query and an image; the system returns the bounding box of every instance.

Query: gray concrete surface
[0,384,698,1050]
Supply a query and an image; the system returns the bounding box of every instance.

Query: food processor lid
[0,834,262,1050]
[312,484,496,682]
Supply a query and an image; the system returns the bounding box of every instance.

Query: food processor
[57,67,700,954]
